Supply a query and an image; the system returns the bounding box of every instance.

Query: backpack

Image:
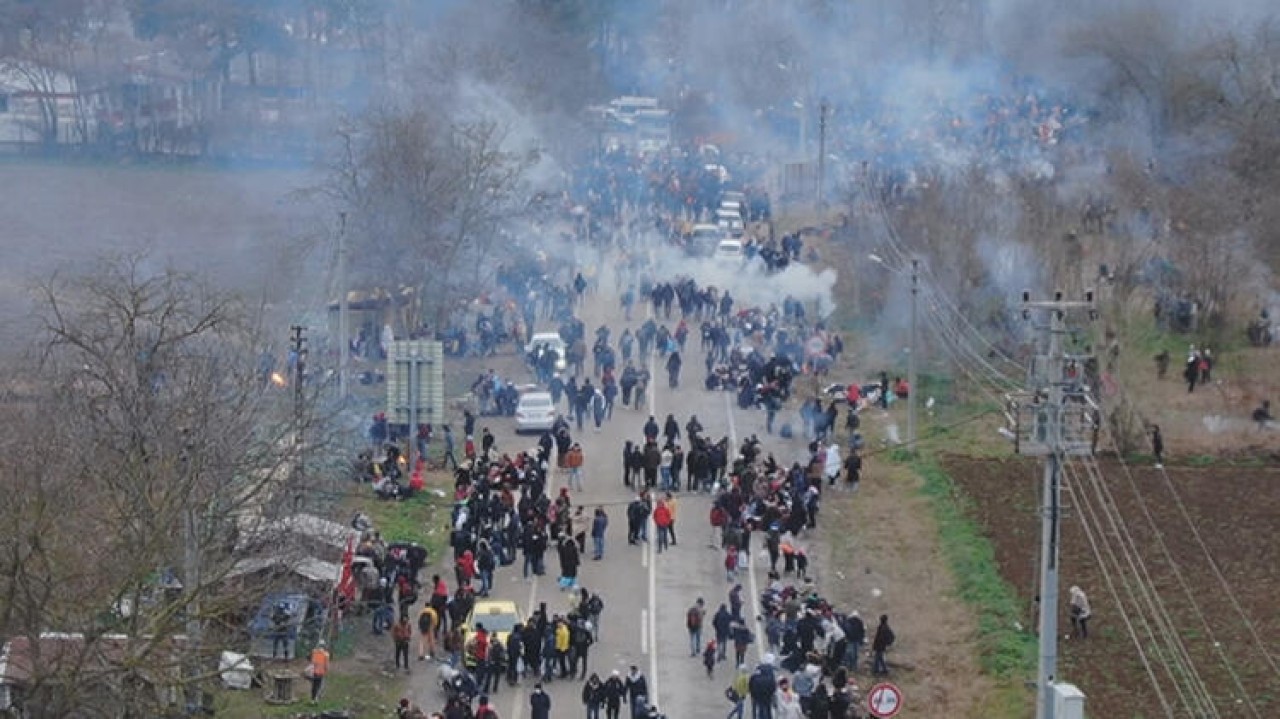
[687,607,703,630]
[587,594,604,616]
[748,668,775,699]
[710,506,727,528]
[573,622,594,648]
[417,610,432,633]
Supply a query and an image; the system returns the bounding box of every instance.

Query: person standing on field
[307,641,329,702]
[1070,585,1092,639]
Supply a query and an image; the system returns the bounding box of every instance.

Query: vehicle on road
[525,332,567,371]
[515,391,558,433]
[713,239,744,263]
[716,209,745,237]
[459,599,523,668]
[687,223,725,256]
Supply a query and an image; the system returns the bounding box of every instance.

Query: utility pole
[907,258,919,449]
[817,98,830,210]
[1016,289,1097,719]
[337,212,349,400]
[290,325,307,510]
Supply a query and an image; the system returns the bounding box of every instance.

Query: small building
[0,62,103,148]
[0,632,187,715]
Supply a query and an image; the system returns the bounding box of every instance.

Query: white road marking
[640,609,649,654]
[647,513,659,704]
[510,575,541,719]
[724,392,767,662]
[646,315,660,708]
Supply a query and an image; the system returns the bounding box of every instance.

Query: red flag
[336,535,356,602]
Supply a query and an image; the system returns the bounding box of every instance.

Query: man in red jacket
[654,499,673,553]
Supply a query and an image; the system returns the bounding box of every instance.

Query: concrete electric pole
[1015,289,1097,719]
[290,325,307,510]
[337,211,349,400]
[817,98,830,210]
[868,253,920,449]
[908,258,919,449]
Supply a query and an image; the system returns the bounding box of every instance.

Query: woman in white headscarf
[1069,585,1092,639]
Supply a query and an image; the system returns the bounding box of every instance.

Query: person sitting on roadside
[1253,400,1274,429]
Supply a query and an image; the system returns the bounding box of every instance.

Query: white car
[525,332,567,371]
[688,224,724,256]
[716,209,744,237]
[515,391,558,433]
[714,239,744,263]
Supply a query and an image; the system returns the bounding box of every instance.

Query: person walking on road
[732,619,754,668]
[591,506,608,560]
[530,682,552,719]
[748,656,777,719]
[666,350,682,388]
[558,535,581,590]
[654,498,673,553]
[687,598,706,657]
[659,445,673,491]
[663,491,678,544]
[603,669,626,719]
[703,639,718,678]
[625,666,649,719]
[713,603,733,662]
[727,664,750,719]
[566,443,585,491]
[584,673,606,719]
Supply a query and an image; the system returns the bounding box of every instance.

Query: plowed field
[943,457,1280,718]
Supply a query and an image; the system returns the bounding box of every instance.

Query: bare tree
[324,105,536,333]
[0,255,320,717]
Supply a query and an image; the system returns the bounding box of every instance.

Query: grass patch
[354,490,449,552]
[213,662,402,718]
[907,453,1038,681]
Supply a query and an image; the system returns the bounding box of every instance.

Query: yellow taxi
[460,599,523,653]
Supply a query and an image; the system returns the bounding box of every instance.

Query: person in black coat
[583,672,605,718]
[871,614,895,675]
[602,670,626,719]
[624,666,649,717]
[529,683,552,719]
[666,351,682,388]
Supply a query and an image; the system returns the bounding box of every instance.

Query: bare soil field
[944,456,1280,718]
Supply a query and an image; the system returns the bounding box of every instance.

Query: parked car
[515,391,557,433]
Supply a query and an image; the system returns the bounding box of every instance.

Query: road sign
[867,682,904,718]
[386,340,444,427]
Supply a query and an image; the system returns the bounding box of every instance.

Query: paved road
[411,260,818,718]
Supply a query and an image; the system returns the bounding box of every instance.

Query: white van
[714,239,744,263]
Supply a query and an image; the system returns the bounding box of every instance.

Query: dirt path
[814,424,996,717]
